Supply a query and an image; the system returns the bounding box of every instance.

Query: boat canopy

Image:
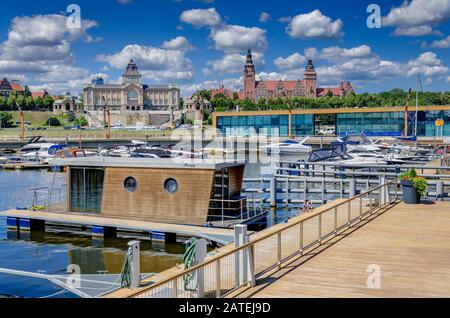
[396,135,417,142]
[308,148,352,163]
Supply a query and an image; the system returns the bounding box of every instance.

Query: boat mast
[414,73,419,137]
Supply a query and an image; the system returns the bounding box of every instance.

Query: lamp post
[102,96,111,139]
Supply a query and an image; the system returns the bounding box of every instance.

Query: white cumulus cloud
[96,44,194,82]
[210,25,267,53]
[180,8,222,28]
[382,0,450,36]
[161,36,194,51]
[285,10,343,39]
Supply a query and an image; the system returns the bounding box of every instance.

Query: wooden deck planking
[0,209,235,240]
[240,201,450,298]
[107,199,351,298]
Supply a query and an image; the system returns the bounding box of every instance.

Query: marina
[0,0,450,303]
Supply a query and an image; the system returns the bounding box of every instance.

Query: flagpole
[414,73,419,137]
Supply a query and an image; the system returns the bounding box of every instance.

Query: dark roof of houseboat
[53,157,245,170]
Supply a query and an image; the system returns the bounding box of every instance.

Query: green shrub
[401,168,428,196]
[44,117,61,127]
[74,116,88,127]
[412,177,428,197]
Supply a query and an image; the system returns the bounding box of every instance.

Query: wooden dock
[236,201,450,298]
[0,210,236,245]
[104,199,349,298]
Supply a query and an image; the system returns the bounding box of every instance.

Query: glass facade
[216,109,450,138]
[70,168,105,214]
[414,110,450,137]
[292,114,315,136]
[217,115,289,137]
[337,112,405,137]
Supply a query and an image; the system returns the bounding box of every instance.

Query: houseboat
[57,157,246,225]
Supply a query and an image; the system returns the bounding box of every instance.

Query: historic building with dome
[83,59,181,112]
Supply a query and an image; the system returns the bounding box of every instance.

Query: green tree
[25,96,35,110]
[43,95,54,111]
[194,90,212,101]
[7,91,18,110]
[0,112,14,128]
[34,96,44,110]
[0,96,6,111]
[23,85,32,98]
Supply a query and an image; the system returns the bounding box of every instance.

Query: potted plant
[400,168,428,204]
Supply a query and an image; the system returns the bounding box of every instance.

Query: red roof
[256,80,304,91]
[10,83,24,91]
[316,87,342,97]
[31,91,48,98]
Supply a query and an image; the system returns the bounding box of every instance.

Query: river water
[0,170,185,298]
[0,153,310,298]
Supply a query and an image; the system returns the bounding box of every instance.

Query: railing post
[318,213,322,244]
[270,177,276,209]
[248,245,256,287]
[234,225,249,287]
[359,196,363,220]
[349,179,356,198]
[436,180,444,201]
[127,241,141,290]
[194,239,207,298]
[285,180,289,211]
[277,232,282,269]
[321,179,325,204]
[334,207,338,234]
[215,260,221,298]
[380,176,386,207]
[299,222,304,255]
[347,198,353,224]
[172,279,178,298]
[370,191,373,213]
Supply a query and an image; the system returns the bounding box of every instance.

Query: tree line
[193,88,450,112]
[0,88,55,111]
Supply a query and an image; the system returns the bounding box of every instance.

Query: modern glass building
[214,106,450,138]
[336,112,405,137]
[216,114,290,137]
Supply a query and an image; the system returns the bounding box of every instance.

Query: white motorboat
[21,144,63,161]
[264,137,312,155]
[308,148,406,167]
[0,157,8,164]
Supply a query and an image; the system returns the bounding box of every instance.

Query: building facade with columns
[83,60,181,112]
[243,50,354,101]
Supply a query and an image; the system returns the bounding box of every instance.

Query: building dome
[123,59,141,77]
[123,59,142,85]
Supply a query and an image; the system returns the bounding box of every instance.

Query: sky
[0,0,449,97]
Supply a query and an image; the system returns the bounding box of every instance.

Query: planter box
[401,180,421,204]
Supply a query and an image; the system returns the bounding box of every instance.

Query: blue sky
[0,0,449,96]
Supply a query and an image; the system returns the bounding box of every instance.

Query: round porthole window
[164,178,179,194]
[124,177,138,192]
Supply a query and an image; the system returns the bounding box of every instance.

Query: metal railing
[28,185,67,211]
[128,180,399,298]
[208,196,264,224]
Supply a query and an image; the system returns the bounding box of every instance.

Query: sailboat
[398,74,422,142]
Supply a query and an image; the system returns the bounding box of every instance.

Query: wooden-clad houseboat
[57,157,246,225]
